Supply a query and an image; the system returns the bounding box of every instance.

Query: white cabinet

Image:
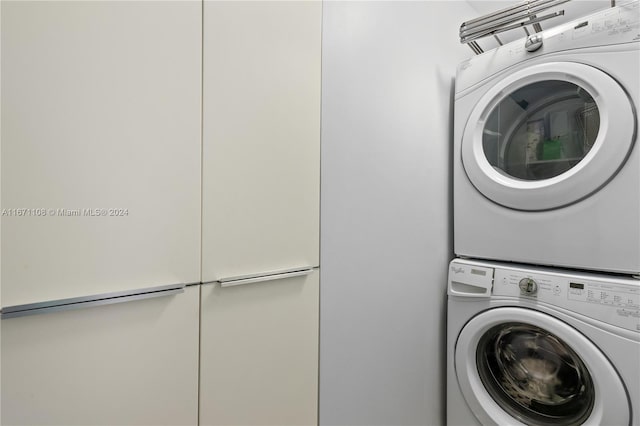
[202,0,321,282]
[1,2,202,423]
[0,1,202,306]
[2,1,321,424]
[199,271,319,426]
[200,2,321,424]
[1,286,200,425]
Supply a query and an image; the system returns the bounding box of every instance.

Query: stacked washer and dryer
[448,2,640,425]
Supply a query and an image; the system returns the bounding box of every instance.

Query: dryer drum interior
[482,81,600,181]
[476,322,595,426]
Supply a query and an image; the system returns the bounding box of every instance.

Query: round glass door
[483,81,599,181]
[454,308,630,426]
[461,62,635,211]
[476,323,594,426]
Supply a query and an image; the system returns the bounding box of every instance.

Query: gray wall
[319,2,475,425]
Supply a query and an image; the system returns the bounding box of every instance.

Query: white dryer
[447,258,640,426]
[454,1,640,275]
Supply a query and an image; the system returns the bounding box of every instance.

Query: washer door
[461,62,636,211]
[455,307,629,426]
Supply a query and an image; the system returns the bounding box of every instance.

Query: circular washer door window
[455,308,629,425]
[461,62,636,211]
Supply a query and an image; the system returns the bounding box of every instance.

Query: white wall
[320,2,476,425]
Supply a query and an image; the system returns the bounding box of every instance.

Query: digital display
[471,269,486,276]
[570,282,585,290]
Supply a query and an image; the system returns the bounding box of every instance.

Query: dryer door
[461,62,636,211]
[455,307,629,426]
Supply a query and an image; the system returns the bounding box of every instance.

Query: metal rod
[461,4,567,39]
[493,35,504,46]
[611,0,616,6]
[462,0,560,27]
[460,0,569,36]
[469,41,484,54]
[462,11,564,44]
[523,26,531,36]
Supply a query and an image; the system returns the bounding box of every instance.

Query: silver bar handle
[1,283,185,319]
[219,266,314,288]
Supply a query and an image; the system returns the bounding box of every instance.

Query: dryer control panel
[493,268,640,333]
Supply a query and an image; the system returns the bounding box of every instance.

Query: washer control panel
[493,268,640,333]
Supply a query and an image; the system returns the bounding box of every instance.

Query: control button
[519,278,538,296]
[554,285,561,295]
[525,34,543,52]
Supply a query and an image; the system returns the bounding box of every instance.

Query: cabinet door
[1,1,202,306]
[199,270,319,426]
[1,286,200,425]
[202,1,321,282]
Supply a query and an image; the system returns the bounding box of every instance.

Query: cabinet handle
[219,267,314,288]
[1,283,186,319]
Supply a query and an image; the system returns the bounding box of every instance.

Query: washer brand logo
[451,266,465,274]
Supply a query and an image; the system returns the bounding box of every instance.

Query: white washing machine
[454,1,640,275]
[446,258,640,426]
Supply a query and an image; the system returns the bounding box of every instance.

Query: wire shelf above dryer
[460,0,574,54]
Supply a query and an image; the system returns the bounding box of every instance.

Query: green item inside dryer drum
[541,138,563,160]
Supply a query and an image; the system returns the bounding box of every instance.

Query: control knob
[519,278,538,296]
[525,34,543,52]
